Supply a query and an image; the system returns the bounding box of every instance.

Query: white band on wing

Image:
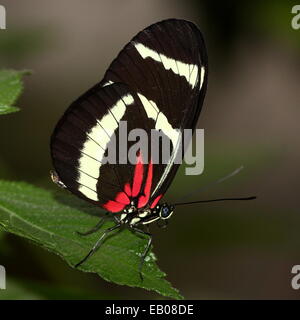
[134,42,199,88]
[77,94,134,201]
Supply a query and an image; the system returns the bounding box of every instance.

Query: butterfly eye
[160,206,171,219]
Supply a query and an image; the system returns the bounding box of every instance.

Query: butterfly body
[118,202,174,226]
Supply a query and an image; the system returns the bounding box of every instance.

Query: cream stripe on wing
[200,66,205,90]
[137,93,180,148]
[77,94,134,201]
[136,93,182,196]
[134,42,199,88]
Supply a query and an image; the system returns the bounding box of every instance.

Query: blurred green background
[0,0,299,299]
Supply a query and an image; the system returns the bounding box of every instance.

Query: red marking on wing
[103,200,126,213]
[150,194,163,208]
[138,160,153,208]
[132,152,144,197]
[115,192,130,205]
[103,152,157,213]
[124,183,132,197]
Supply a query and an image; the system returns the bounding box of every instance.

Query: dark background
[0,0,299,299]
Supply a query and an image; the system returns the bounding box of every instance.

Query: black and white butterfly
[50,19,253,279]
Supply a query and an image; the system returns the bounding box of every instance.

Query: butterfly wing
[100,18,208,199]
[51,82,167,211]
[50,19,208,212]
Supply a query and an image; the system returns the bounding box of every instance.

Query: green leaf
[0,180,182,299]
[0,105,20,115]
[0,226,5,241]
[0,69,30,115]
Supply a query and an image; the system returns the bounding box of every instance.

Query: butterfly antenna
[174,166,244,203]
[173,196,256,206]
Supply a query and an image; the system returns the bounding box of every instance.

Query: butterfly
[50,19,254,280]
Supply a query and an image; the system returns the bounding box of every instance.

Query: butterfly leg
[130,226,152,281]
[157,219,168,229]
[76,212,110,236]
[75,223,121,268]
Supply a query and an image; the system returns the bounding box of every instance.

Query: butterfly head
[158,203,174,220]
